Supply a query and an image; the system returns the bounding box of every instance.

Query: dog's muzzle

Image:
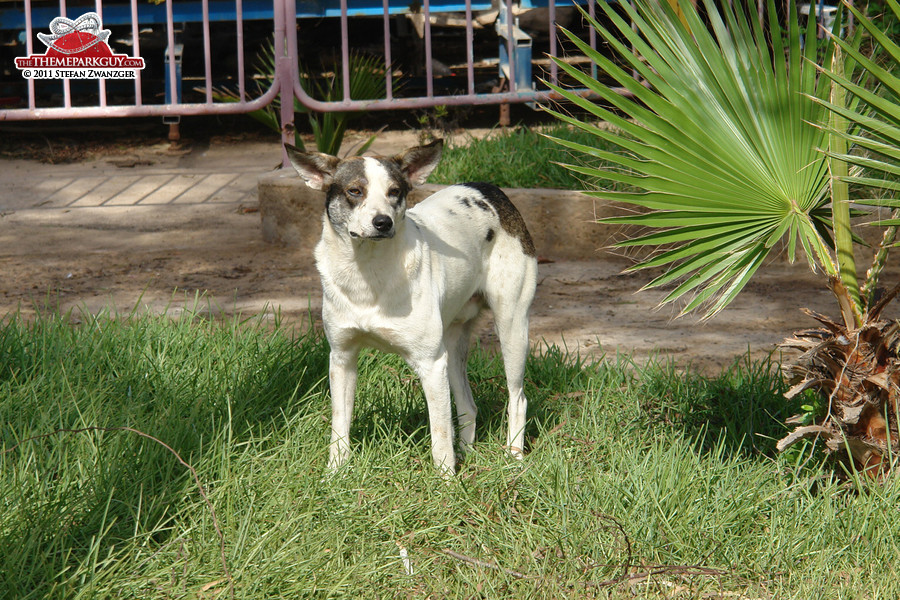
[372,214,393,234]
[358,214,394,238]
[349,214,395,240]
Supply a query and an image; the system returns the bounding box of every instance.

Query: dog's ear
[285,144,340,190]
[395,139,443,186]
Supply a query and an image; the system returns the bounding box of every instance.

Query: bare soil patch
[1,127,886,373]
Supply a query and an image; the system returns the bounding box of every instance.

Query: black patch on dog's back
[458,195,492,212]
[461,182,536,257]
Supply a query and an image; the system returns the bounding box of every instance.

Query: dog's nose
[372,214,393,233]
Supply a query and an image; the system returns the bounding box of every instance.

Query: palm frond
[815,0,900,203]
[545,0,840,319]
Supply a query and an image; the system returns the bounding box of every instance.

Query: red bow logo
[37,12,111,56]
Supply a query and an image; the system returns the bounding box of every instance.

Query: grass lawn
[2,309,899,599]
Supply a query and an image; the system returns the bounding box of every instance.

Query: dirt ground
[1,124,887,374]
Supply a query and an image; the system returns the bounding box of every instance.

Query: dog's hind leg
[495,312,530,458]
[486,260,537,459]
[446,319,478,455]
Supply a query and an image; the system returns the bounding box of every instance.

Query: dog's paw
[323,456,352,482]
[505,445,525,460]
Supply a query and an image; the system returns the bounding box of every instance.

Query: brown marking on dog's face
[371,157,411,207]
[325,155,415,239]
[285,140,445,240]
[328,157,368,206]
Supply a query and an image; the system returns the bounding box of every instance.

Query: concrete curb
[258,168,627,260]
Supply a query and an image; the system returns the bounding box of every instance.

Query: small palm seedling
[213,40,392,156]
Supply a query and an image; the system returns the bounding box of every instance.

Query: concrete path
[2,139,273,212]
[0,131,432,213]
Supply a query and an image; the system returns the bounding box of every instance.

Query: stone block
[258,168,628,260]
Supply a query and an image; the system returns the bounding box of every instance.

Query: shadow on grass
[0,306,330,598]
[345,342,589,456]
[634,352,797,458]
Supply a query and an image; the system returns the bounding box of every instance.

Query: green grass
[2,308,900,599]
[429,124,621,190]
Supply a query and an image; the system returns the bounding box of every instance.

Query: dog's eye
[388,187,401,198]
[347,187,362,198]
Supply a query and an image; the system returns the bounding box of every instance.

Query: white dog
[286,139,538,475]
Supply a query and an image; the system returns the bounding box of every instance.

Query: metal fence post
[276,0,297,166]
[163,41,184,141]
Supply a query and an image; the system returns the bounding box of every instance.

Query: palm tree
[545,0,900,475]
[778,0,900,475]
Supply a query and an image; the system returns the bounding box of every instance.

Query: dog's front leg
[328,346,360,471]
[413,351,456,476]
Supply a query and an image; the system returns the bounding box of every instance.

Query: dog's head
[285,139,443,240]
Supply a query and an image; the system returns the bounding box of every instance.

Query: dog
[285,139,538,475]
